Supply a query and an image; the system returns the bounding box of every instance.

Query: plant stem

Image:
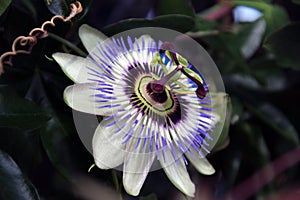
[111,169,122,200]
[186,30,220,38]
[48,32,87,57]
[221,147,300,200]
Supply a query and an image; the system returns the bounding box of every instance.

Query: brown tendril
[0,1,83,75]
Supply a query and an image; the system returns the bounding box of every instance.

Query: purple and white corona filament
[53,25,224,197]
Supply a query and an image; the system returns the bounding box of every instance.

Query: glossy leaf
[228,77,299,145]
[239,122,270,166]
[0,150,40,200]
[140,193,158,200]
[264,23,300,69]
[102,14,195,36]
[246,102,299,145]
[44,0,90,21]
[292,0,300,4]
[157,0,195,17]
[44,0,69,16]
[192,16,218,32]
[202,20,264,73]
[0,127,42,175]
[240,19,266,58]
[232,1,289,35]
[0,85,51,129]
[213,94,231,151]
[230,97,243,124]
[0,0,11,16]
[40,117,71,179]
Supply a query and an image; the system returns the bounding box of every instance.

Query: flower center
[150,82,164,93]
[151,50,208,99]
[146,83,167,103]
[138,76,172,108]
[129,74,185,126]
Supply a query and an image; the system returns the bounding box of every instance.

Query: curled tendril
[0,1,83,75]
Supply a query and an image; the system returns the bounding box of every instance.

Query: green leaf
[229,79,299,145]
[230,97,244,123]
[157,0,195,17]
[40,117,71,179]
[201,18,267,73]
[264,22,300,69]
[232,1,289,35]
[0,150,40,200]
[0,0,11,16]
[0,128,42,175]
[292,0,300,4]
[238,122,270,166]
[140,193,158,200]
[44,0,69,16]
[213,94,231,151]
[102,14,195,36]
[240,19,266,58]
[44,0,90,21]
[245,103,299,145]
[0,85,51,129]
[192,16,218,31]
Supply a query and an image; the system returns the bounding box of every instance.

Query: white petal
[132,35,156,65]
[123,118,156,196]
[92,120,126,169]
[52,53,102,83]
[79,24,108,53]
[159,149,195,197]
[64,83,129,116]
[79,25,128,77]
[123,156,154,196]
[123,151,155,196]
[185,150,215,175]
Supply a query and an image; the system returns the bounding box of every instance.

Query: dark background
[1,0,300,199]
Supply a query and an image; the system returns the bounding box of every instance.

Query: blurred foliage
[1,0,300,199]
[102,14,195,36]
[44,0,91,21]
[0,0,11,16]
[0,150,40,200]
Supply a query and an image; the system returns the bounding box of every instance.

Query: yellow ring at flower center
[134,75,177,116]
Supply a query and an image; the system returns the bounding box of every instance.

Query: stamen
[151,67,180,93]
[181,69,207,99]
[151,45,208,99]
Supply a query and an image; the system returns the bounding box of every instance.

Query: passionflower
[53,25,224,197]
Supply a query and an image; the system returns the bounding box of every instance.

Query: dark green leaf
[264,23,300,69]
[238,122,270,166]
[226,71,288,93]
[40,117,71,179]
[232,1,289,35]
[0,150,40,200]
[20,0,37,20]
[0,0,11,16]
[140,193,158,200]
[192,16,218,31]
[202,18,267,73]
[228,78,299,145]
[213,94,231,151]
[245,103,299,145]
[292,0,300,4]
[230,97,244,123]
[0,85,51,129]
[44,0,90,21]
[263,5,289,36]
[102,14,195,36]
[157,0,195,17]
[0,128,42,175]
[44,0,69,16]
